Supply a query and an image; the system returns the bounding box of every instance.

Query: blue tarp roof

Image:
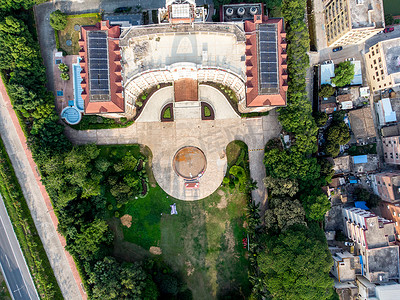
[349,179,358,184]
[355,201,369,210]
[353,155,368,164]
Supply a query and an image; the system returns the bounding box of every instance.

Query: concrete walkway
[0,83,84,299]
[65,110,281,204]
[198,85,240,119]
[136,87,174,122]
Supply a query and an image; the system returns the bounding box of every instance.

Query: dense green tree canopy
[264,197,306,233]
[258,225,335,300]
[332,61,355,87]
[88,257,158,300]
[49,10,67,31]
[319,84,335,98]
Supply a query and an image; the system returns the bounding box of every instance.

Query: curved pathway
[65,110,281,203]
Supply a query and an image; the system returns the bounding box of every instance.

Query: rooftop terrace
[349,0,384,29]
[382,37,400,78]
[120,23,246,82]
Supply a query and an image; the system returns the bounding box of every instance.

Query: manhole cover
[66,39,72,46]
[173,146,206,179]
[74,24,80,31]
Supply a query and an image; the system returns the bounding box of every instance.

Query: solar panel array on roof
[88,31,110,101]
[258,24,279,94]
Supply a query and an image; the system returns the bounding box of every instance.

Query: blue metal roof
[353,155,368,164]
[355,201,369,210]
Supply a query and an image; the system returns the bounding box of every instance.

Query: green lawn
[116,141,251,299]
[384,0,400,16]
[119,186,250,299]
[58,14,101,55]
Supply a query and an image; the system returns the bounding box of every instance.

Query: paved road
[364,25,400,51]
[0,84,82,299]
[0,194,39,300]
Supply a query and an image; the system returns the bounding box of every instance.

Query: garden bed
[160,103,174,122]
[135,83,172,120]
[58,14,101,55]
[69,115,134,130]
[201,102,214,120]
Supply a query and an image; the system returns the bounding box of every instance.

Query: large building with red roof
[78,1,287,116]
[79,21,124,115]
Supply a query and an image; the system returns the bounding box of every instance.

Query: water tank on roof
[226,7,234,16]
[250,6,258,15]
[237,7,245,16]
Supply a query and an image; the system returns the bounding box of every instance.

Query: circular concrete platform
[173,146,206,179]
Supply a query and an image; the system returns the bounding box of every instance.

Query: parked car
[383,27,394,33]
[114,7,131,13]
[332,46,343,52]
[345,57,355,61]
[344,241,354,246]
[323,60,333,64]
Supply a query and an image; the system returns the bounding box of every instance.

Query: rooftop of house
[367,246,400,282]
[381,38,400,84]
[348,0,384,29]
[333,155,351,174]
[348,107,376,139]
[243,16,287,107]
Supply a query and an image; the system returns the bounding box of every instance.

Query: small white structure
[376,98,397,126]
[360,86,370,98]
[170,203,178,215]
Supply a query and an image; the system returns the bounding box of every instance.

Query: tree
[264,197,306,233]
[314,111,328,127]
[263,176,299,197]
[319,84,335,98]
[60,72,70,80]
[300,190,331,221]
[258,224,335,300]
[88,256,158,299]
[68,219,111,258]
[324,120,350,157]
[353,187,381,208]
[49,10,67,31]
[331,61,355,87]
[58,63,69,73]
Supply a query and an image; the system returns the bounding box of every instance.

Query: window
[381,70,384,75]
[374,59,376,64]
[376,48,379,54]
[394,211,396,216]
[372,51,375,56]
[369,54,371,58]
[379,57,381,62]
[376,71,379,76]
[375,66,378,70]
[373,76,375,80]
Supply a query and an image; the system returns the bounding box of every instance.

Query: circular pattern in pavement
[74,24,81,31]
[66,39,72,46]
[173,146,206,179]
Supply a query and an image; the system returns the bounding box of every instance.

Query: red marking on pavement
[0,80,87,299]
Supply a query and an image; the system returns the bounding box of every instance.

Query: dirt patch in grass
[120,214,132,228]
[58,15,100,55]
[216,189,228,209]
[149,246,162,255]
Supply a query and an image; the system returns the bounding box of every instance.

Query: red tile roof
[244,15,287,107]
[79,21,124,114]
